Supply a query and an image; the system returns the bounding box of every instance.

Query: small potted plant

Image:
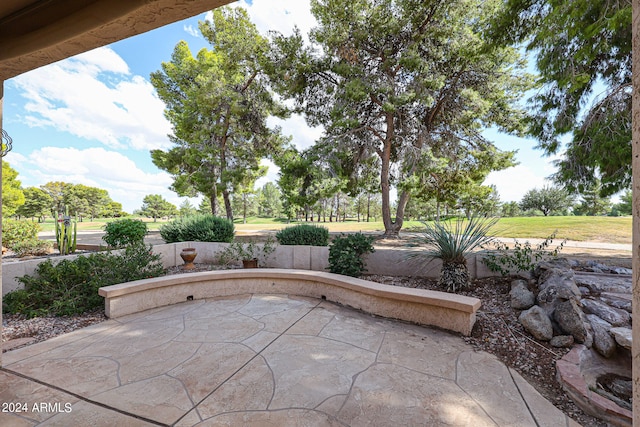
[218,236,276,268]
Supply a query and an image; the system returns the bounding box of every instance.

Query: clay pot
[242,258,258,269]
[180,248,197,270]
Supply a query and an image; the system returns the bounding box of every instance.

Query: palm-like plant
[410,217,498,292]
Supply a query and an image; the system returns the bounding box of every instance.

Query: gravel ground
[2,310,107,348]
[1,264,608,426]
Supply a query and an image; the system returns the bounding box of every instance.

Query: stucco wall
[2,242,499,296]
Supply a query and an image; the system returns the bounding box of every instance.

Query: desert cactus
[55,207,77,255]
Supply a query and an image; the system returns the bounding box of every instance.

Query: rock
[510,279,535,310]
[567,259,581,268]
[612,267,632,275]
[534,258,572,280]
[537,269,581,302]
[587,314,616,358]
[553,299,589,343]
[549,335,574,348]
[574,272,631,295]
[519,306,553,341]
[600,292,632,313]
[610,327,632,350]
[581,299,631,327]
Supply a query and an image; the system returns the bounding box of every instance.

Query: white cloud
[484,165,550,203]
[10,46,172,151]
[226,0,318,38]
[255,158,280,190]
[22,147,175,213]
[4,152,27,168]
[183,24,201,38]
[269,113,324,150]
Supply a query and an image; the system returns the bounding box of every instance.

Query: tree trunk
[439,260,470,293]
[223,190,233,221]
[242,194,247,224]
[209,190,218,216]
[380,150,394,234]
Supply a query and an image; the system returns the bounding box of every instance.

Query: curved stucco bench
[98,269,481,335]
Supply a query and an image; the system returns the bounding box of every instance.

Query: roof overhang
[0,0,233,81]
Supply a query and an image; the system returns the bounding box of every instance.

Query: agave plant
[410,216,498,292]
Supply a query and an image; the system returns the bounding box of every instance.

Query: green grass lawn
[492,216,631,243]
[234,216,632,243]
[36,216,169,232]
[31,215,632,243]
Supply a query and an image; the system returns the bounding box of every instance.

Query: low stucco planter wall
[99,269,481,336]
[152,241,497,278]
[2,241,498,296]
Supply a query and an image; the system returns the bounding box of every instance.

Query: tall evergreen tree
[519,186,573,216]
[574,180,611,216]
[257,182,282,218]
[151,7,288,220]
[2,162,24,217]
[489,0,632,195]
[140,194,176,222]
[269,0,530,236]
[16,187,52,221]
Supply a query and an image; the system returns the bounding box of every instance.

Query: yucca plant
[409,216,498,292]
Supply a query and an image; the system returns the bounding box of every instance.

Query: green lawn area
[491,216,631,243]
[31,215,632,244]
[36,216,169,232]
[235,216,632,243]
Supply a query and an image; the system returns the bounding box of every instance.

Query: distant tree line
[2,162,128,222]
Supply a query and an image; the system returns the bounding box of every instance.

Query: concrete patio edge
[99,269,481,336]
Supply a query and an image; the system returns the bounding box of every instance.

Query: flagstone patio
[1,294,578,426]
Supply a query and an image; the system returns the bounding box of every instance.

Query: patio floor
[1,294,579,426]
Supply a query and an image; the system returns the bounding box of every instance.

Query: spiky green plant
[55,207,77,255]
[409,217,498,292]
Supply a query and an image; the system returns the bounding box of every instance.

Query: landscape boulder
[575,273,631,295]
[534,258,572,281]
[519,306,553,341]
[553,299,589,344]
[587,314,616,358]
[581,299,630,327]
[610,327,632,350]
[549,335,574,348]
[537,269,581,298]
[599,293,632,313]
[510,279,535,310]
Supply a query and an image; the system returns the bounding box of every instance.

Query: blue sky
[2,0,556,214]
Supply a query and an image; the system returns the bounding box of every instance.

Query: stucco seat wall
[98,269,481,335]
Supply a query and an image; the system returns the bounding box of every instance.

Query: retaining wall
[99,269,481,336]
[2,242,498,296]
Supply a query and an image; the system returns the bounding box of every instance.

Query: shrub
[482,232,566,277]
[328,233,375,277]
[103,218,148,247]
[408,217,498,293]
[276,224,329,246]
[160,215,235,243]
[3,219,40,249]
[4,244,164,317]
[218,236,277,266]
[11,238,53,257]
